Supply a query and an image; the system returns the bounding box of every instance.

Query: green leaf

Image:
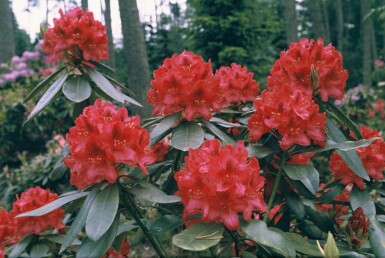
[326,118,370,181]
[101,72,135,96]
[24,66,65,103]
[60,185,100,253]
[90,61,116,75]
[45,235,81,246]
[282,232,322,257]
[116,220,138,236]
[246,144,275,158]
[283,164,319,195]
[242,251,258,258]
[150,112,181,145]
[323,232,340,258]
[129,179,181,203]
[86,184,119,241]
[172,222,224,251]
[304,205,334,233]
[49,161,68,181]
[241,220,296,258]
[9,234,33,258]
[88,69,142,107]
[317,184,344,203]
[200,119,236,145]
[76,213,120,258]
[30,243,50,258]
[350,186,376,220]
[15,191,89,217]
[171,121,204,151]
[26,73,68,122]
[209,117,244,128]
[323,100,362,139]
[148,215,182,235]
[62,76,92,103]
[285,194,305,219]
[368,218,385,257]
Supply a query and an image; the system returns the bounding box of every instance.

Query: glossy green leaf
[172,222,224,251]
[148,215,182,235]
[49,161,68,181]
[86,184,119,241]
[282,232,322,257]
[101,72,135,96]
[368,218,385,257]
[24,66,65,103]
[285,194,305,219]
[87,68,125,103]
[326,118,370,181]
[116,220,138,236]
[200,119,236,145]
[246,144,275,158]
[129,179,181,203]
[283,164,319,195]
[209,117,244,128]
[76,214,119,258]
[30,244,50,258]
[62,76,92,103]
[150,112,181,145]
[15,191,89,217]
[241,220,296,258]
[171,121,204,151]
[26,73,68,122]
[60,185,100,253]
[9,234,33,258]
[45,235,81,246]
[90,60,116,75]
[350,186,376,220]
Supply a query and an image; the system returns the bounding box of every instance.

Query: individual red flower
[329,126,385,189]
[9,187,64,236]
[0,209,16,247]
[215,63,259,104]
[102,237,130,258]
[147,51,224,121]
[64,99,157,189]
[174,139,267,230]
[43,7,109,64]
[267,38,348,102]
[316,184,350,225]
[248,83,326,150]
[346,207,369,250]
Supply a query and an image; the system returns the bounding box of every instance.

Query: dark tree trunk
[335,0,344,52]
[284,0,298,46]
[309,0,326,40]
[361,0,372,86]
[104,0,115,69]
[81,0,88,10]
[322,0,330,43]
[0,0,15,63]
[118,0,151,117]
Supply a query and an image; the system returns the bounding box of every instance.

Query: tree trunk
[322,0,330,43]
[104,0,115,69]
[309,0,326,40]
[335,0,344,53]
[118,0,151,117]
[81,0,88,10]
[283,0,298,46]
[361,0,372,86]
[0,0,15,63]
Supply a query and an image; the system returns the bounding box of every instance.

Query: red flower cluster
[9,187,65,236]
[267,38,348,101]
[248,83,326,150]
[0,210,16,248]
[147,51,223,121]
[346,207,369,249]
[329,126,385,189]
[43,7,109,64]
[215,63,259,103]
[64,99,156,189]
[174,139,267,230]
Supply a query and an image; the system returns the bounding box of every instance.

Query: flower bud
[346,207,369,250]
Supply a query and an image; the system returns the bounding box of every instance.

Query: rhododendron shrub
[175,139,267,230]
[3,32,385,258]
[64,98,156,189]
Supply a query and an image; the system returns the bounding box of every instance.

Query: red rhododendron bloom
[147,51,224,121]
[10,187,64,236]
[346,207,369,250]
[151,138,170,162]
[267,38,348,101]
[64,99,157,189]
[330,126,385,189]
[248,83,326,150]
[215,63,259,103]
[102,237,130,258]
[0,209,16,247]
[43,7,109,64]
[174,139,267,230]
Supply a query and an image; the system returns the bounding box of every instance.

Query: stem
[263,158,286,223]
[227,229,240,257]
[121,189,167,258]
